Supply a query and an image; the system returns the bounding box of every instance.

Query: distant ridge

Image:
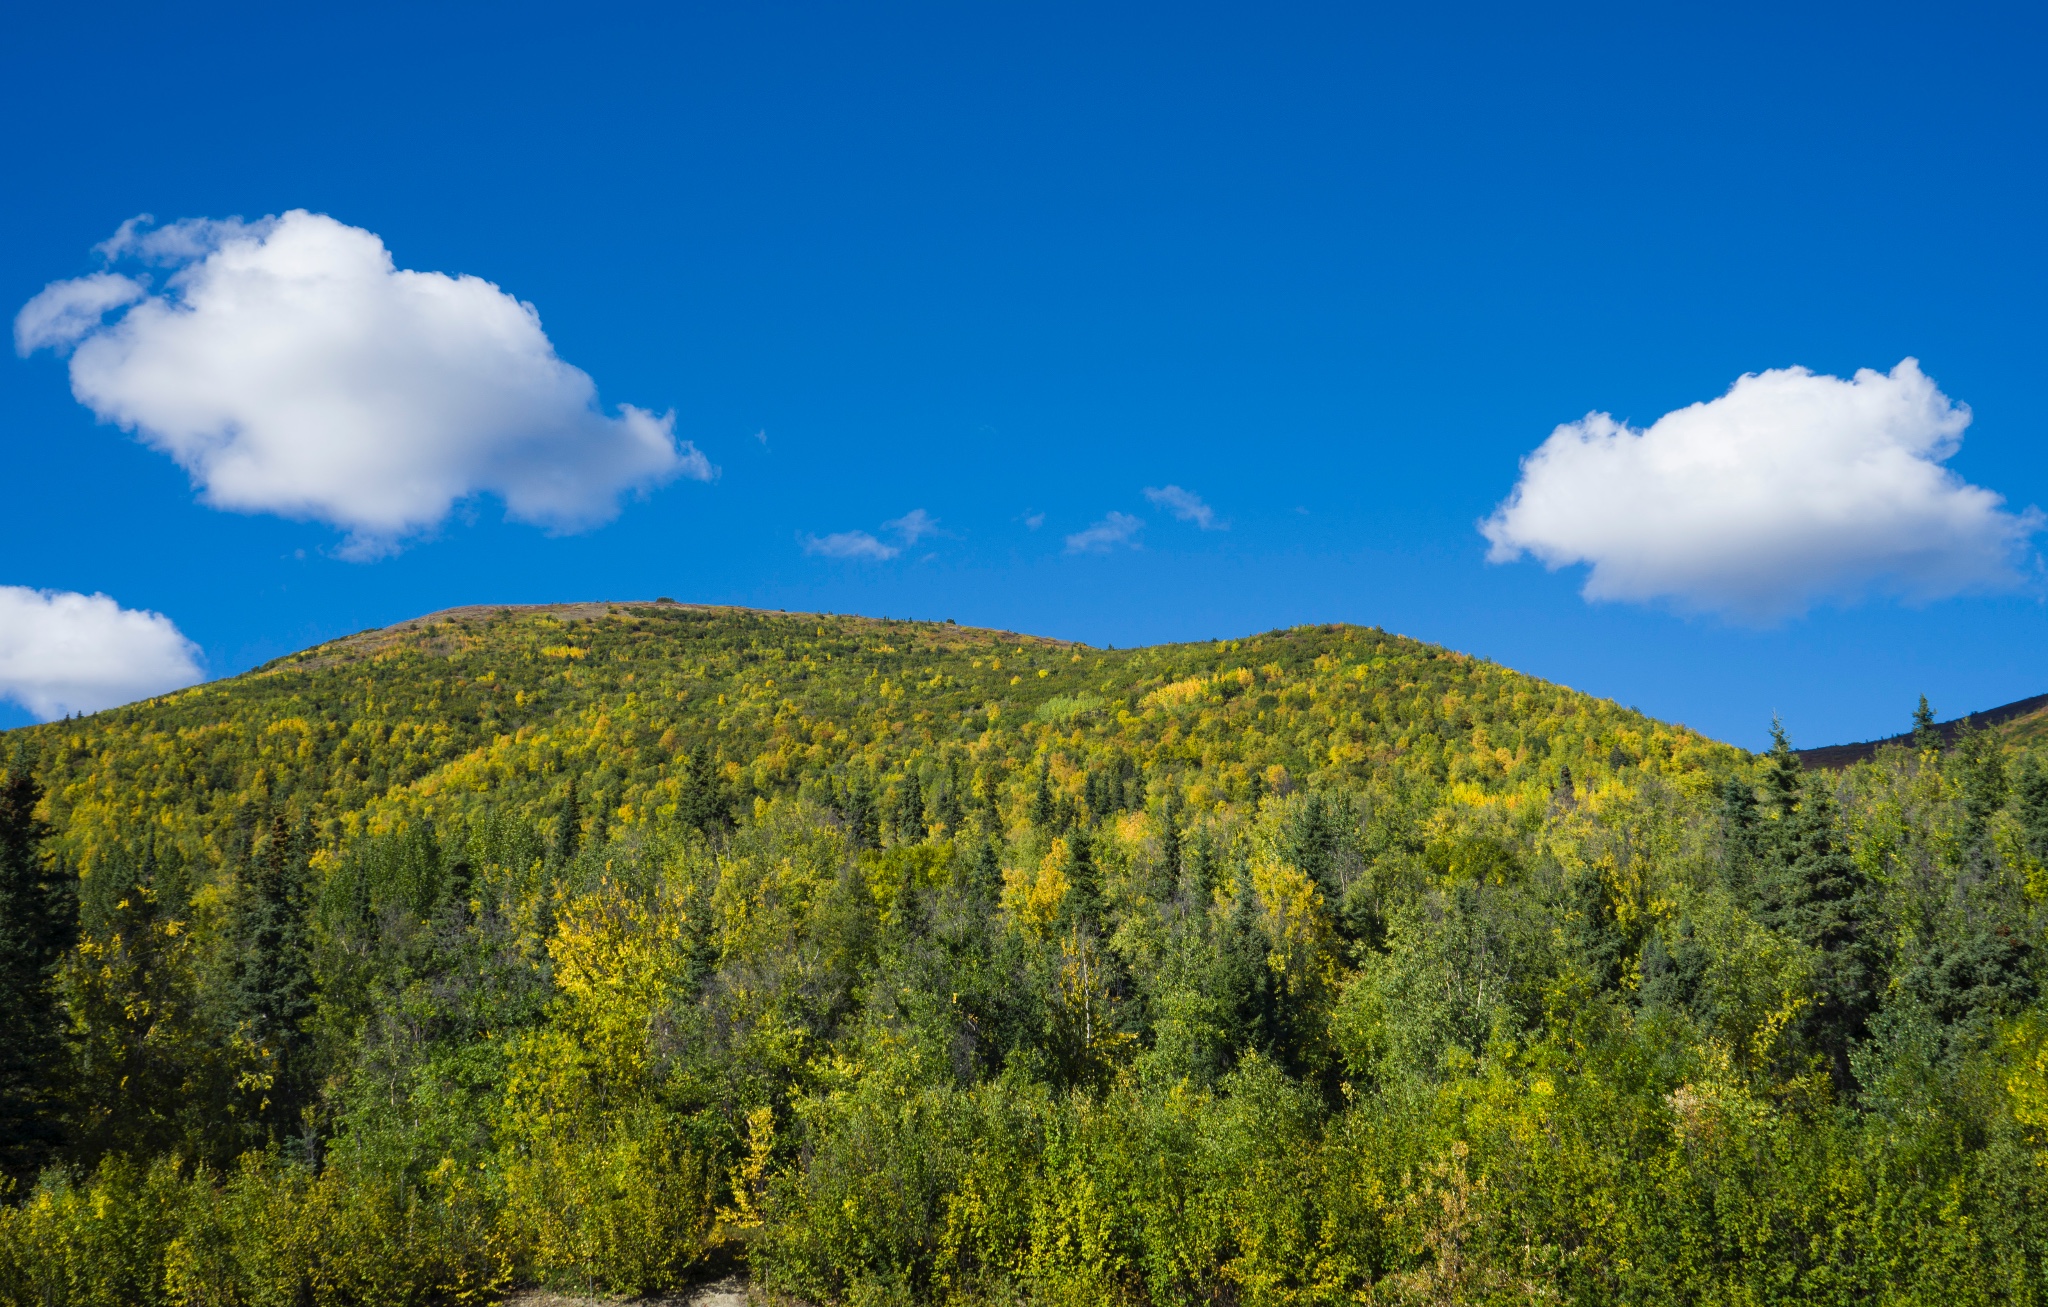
[1795,692,2048,768]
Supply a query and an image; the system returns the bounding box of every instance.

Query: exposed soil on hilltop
[266,599,1082,676]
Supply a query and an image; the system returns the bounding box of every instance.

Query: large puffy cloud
[1481,359,2040,621]
[16,211,712,555]
[0,587,203,720]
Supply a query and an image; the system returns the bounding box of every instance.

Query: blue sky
[4,0,2047,749]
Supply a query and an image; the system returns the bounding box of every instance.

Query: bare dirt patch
[500,1274,758,1307]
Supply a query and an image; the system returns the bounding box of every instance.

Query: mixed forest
[2,601,2047,1305]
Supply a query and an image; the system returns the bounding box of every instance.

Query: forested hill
[1796,690,2048,769]
[22,600,1726,883]
[8,603,2048,1306]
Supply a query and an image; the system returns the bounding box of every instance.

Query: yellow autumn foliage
[1005,838,1072,933]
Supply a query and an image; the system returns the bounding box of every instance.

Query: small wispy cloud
[1065,511,1145,554]
[804,508,942,562]
[884,508,942,546]
[1022,510,1046,531]
[805,530,897,560]
[1143,484,1222,530]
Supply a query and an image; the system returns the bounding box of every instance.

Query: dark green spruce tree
[1951,725,2008,854]
[1159,790,1183,875]
[1029,755,1056,828]
[0,761,73,1186]
[676,744,731,840]
[1912,694,1940,753]
[551,774,583,864]
[231,816,317,1145]
[2013,753,2048,865]
[892,767,926,843]
[933,761,965,832]
[1899,727,2037,1057]
[1715,774,1761,897]
[1757,723,1882,1093]
[1286,790,1343,895]
[1565,862,1630,992]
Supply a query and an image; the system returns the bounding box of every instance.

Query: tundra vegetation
[2,603,2046,1305]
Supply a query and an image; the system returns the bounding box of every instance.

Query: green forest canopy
[3,601,2047,1305]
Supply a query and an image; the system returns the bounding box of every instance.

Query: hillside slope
[1796,691,2048,768]
[5,604,2048,1307]
[25,600,1729,882]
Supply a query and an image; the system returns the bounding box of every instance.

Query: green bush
[498,1104,714,1296]
[0,1156,188,1307]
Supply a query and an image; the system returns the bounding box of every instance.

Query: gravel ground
[501,1274,755,1307]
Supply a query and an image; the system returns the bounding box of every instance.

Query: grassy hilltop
[29,601,1724,879]
[4,604,2048,1306]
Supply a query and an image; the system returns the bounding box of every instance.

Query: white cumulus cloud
[16,210,712,556]
[1143,484,1221,529]
[0,587,203,720]
[1481,359,2040,621]
[1066,511,1145,554]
